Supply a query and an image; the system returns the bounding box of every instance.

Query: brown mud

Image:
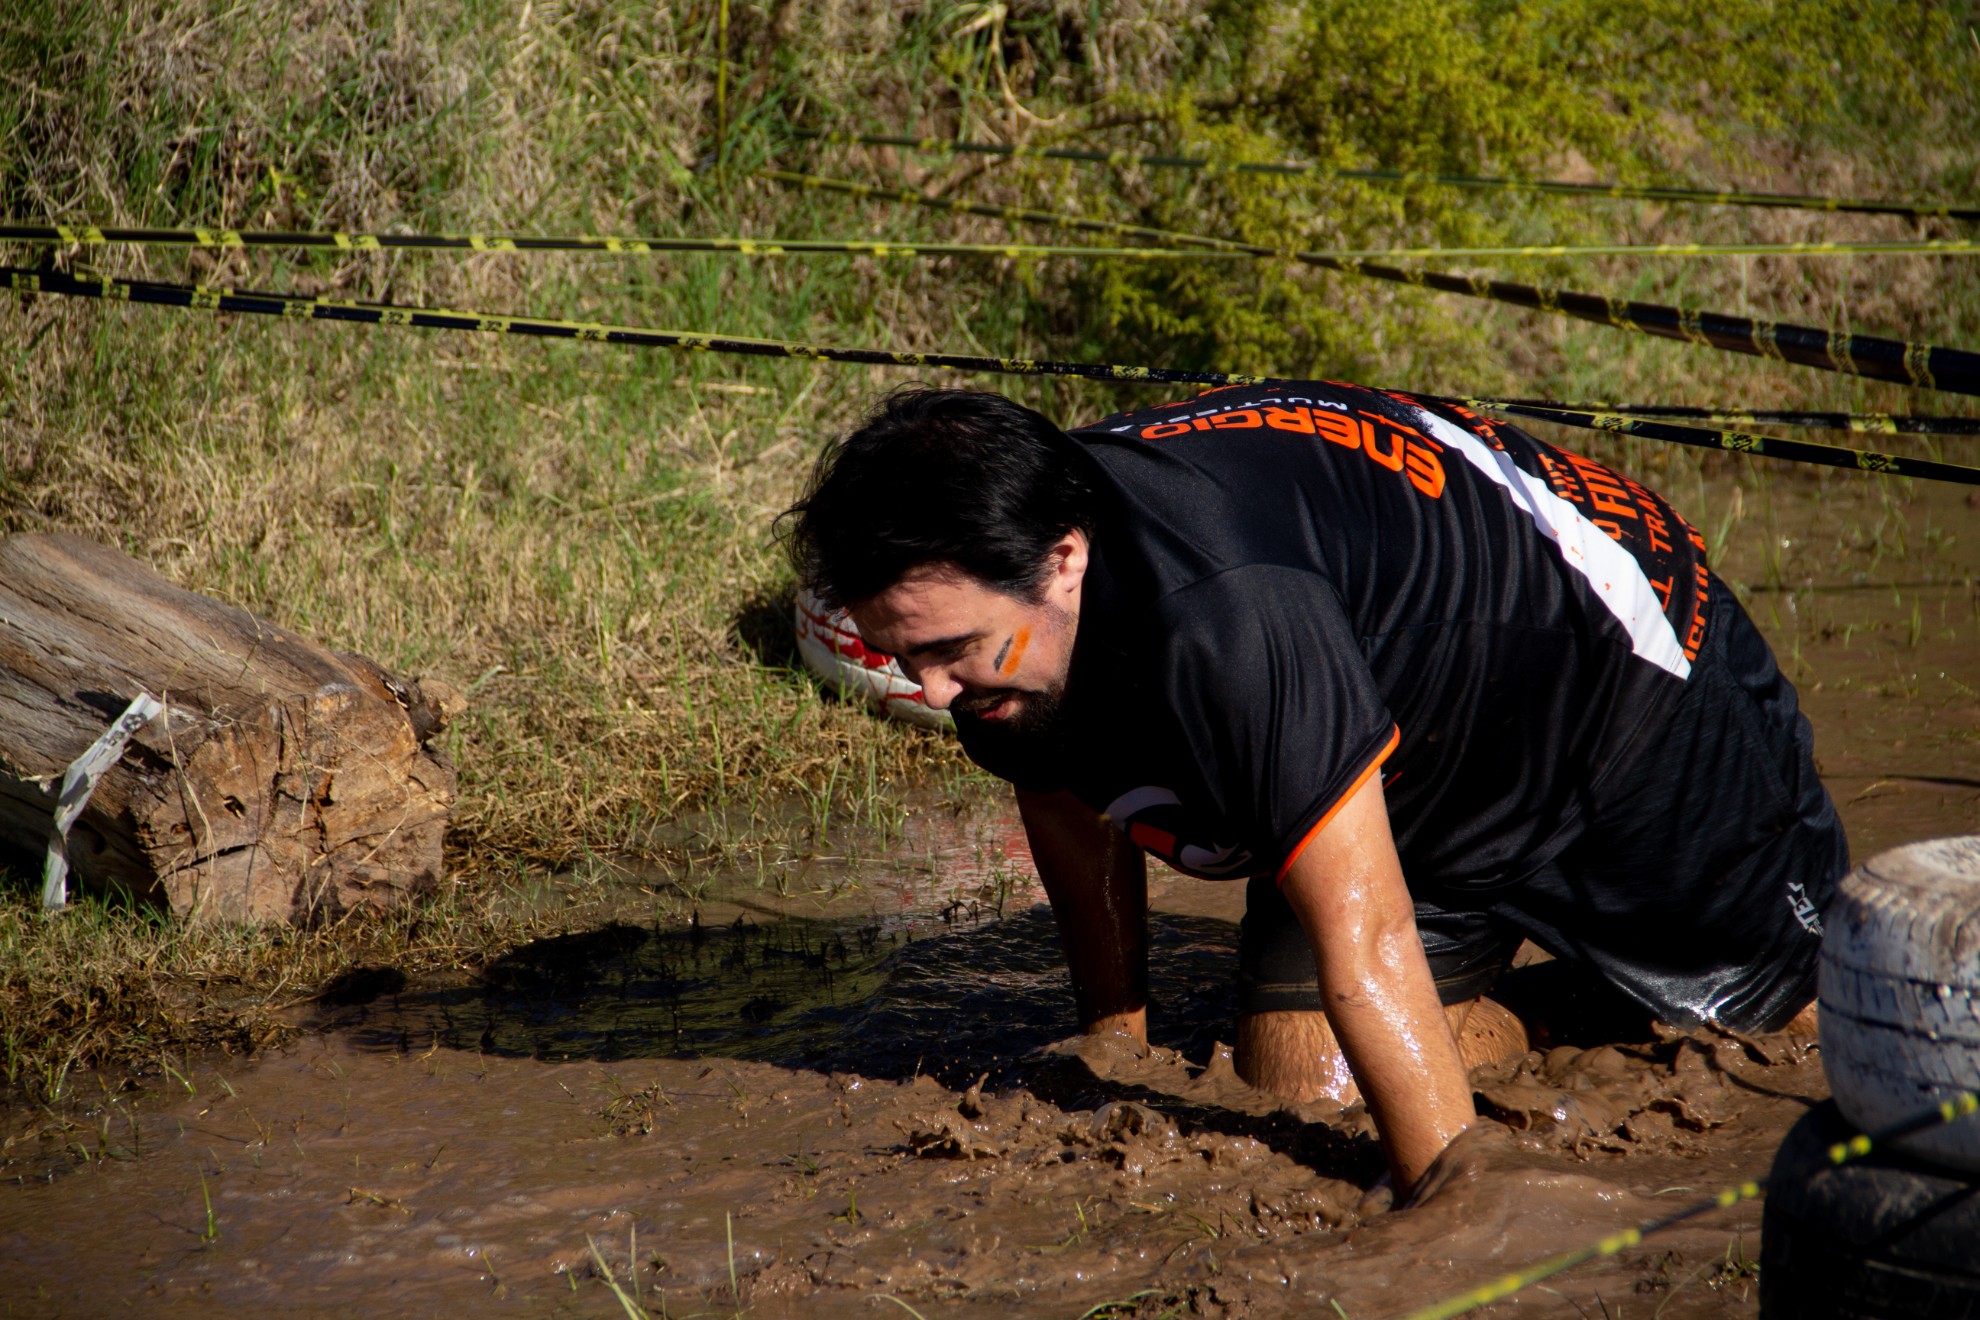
[0,913,1822,1319]
[1,464,1974,1319]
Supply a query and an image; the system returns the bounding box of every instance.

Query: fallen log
[0,533,462,922]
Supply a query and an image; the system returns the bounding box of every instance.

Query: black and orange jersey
[952,380,1713,892]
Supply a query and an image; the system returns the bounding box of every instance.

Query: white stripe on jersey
[1410,406,1693,680]
[1103,785,1182,820]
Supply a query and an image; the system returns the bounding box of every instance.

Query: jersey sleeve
[1152,565,1399,881]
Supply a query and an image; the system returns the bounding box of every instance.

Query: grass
[0,848,653,1103]
[197,1170,219,1244]
[0,0,1976,1110]
[588,1235,657,1320]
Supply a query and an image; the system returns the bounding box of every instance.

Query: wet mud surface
[2,464,1974,1318]
[0,911,1820,1319]
[1720,466,1978,857]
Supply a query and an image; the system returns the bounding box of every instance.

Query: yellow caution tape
[1399,1089,1980,1320]
[767,169,1980,398]
[1477,399,1980,437]
[0,225,1241,262]
[7,221,1978,262]
[5,265,1975,486]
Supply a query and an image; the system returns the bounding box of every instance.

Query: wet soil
[1,463,1973,1318]
[0,904,1820,1319]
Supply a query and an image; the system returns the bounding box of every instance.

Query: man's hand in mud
[1356,1126,1539,1216]
[1397,1124,1530,1208]
[1016,787,1151,1044]
[1355,1170,1398,1217]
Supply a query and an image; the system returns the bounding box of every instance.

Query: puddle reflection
[334,906,1243,1090]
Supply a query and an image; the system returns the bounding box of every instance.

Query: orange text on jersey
[1138,406,1446,500]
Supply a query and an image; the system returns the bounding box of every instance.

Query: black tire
[1761,1100,1980,1318]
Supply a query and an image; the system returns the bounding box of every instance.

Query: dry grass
[0,0,1001,1100]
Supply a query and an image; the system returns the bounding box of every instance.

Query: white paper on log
[41,692,164,911]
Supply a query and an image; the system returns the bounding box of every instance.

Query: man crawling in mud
[779,381,1846,1197]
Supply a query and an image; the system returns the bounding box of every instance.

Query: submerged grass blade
[587,1236,652,1320]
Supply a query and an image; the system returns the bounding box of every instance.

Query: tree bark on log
[0,533,461,922]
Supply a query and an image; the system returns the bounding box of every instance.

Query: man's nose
[910,665,963,710]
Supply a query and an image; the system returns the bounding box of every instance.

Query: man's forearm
[1278,776,1474,1191]
[1016,786,1150,1040]
[1317,923,1475,1189]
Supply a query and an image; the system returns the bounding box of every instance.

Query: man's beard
[950,674,1069,736]
[949,602,1077,740]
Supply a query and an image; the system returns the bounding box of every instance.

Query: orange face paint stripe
[1000,626,1031,676]
[1274,726,1402,886]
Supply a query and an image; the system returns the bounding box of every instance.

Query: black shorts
[1237,574,1849,1034]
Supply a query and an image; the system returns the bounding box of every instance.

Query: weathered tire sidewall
[1820,835,1980,1173]
[1761,1101,1980,1319]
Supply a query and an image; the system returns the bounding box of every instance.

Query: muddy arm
[1015,786,1149,1044]
[1278,774,1475,1191]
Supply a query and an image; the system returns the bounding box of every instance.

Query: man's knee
[1454,996,1530,1069]
[1236,1008,1359,1104]
[1235,998,1530,1105]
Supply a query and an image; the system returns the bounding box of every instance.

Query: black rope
[768,171,1980,398]
[8,265,1974,486]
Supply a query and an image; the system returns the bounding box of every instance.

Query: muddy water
[0,911,1821,1319]
[1716,463,1979,857]
[2,462,1973,1319]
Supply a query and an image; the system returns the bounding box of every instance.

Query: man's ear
[1045,528,1089,596]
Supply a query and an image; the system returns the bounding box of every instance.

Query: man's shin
[1234,1009,1361,1104]
[1235,998,1531,1105]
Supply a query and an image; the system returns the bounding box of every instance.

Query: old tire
[1820,835,1980,1173]
[792,587,952,730]
[1760,1100,1980,1319]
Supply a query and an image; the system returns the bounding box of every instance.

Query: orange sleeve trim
[1274,726,1400,887]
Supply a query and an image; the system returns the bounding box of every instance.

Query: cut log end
[1,532,460,923]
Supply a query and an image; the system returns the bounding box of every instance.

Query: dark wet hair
[779,387,1098,608]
